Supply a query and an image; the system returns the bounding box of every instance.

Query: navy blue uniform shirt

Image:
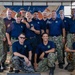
[25,20,40,38]
[47,18,65,36]
[41,19,48,33]
[12,40,32,57]
[6,21,26,38]
[35,41,55,58]
[3,17,15,30]
[61,17,69,33]
[32,18,41,33]
[68,18,75,34]
[72,42,75,50]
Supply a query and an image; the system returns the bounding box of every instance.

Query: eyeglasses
[19,37,25,39]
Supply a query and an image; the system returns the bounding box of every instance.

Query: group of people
[0,7,75,75]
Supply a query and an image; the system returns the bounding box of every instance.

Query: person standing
[25,12,40,65]
[0,17,6,72]
[65,8,75,72]
[59,10,70,65]
[3,8,15,70]
[6,13,26,72]
[46,10,65,69]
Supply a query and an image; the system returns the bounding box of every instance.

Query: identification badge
[31,24,34,26]
[64,20,66,22]
[48,45,50,49]
[24,45,27,48]
[55,21,58,23]
[21,26,23,28]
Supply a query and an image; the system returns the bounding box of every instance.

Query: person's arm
[14,52,25,58]
[45,48,55,54]
[62,28,66,38]
[28,51,32,61]
[39,52,45,59]
[41,29,44,34]
[62,20,66,43]
[65,47,75,52]
[65,44,75,52]
[6,33,12,46]
[14,52,30,66]
[62,28,66,44]
[46,29,49,34]
[34,54,38,70]
[22,20,30,28]
[30,26,40,34]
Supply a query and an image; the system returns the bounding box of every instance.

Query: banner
[0,5,64,19]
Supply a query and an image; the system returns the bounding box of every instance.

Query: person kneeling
[12,33,34,73]
[34,33,56,75]
[65,42,75,72]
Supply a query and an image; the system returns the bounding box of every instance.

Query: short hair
[33,11,38,13]
[59,10,64,14]
[52,10,56,12]
[20,8,25,11]
[15,13,21,17]
[41,32,49,37]
[19,33,25,37]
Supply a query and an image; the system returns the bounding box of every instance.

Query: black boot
[15,70,20,73]
[49,67,55,75]
[58,63,63,69]
[2,62,6,70]
[9,67,13,72]
[65,63,70,70]
[0,65,3,72]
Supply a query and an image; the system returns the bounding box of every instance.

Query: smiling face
[7,9,12,18]
[26,12,32,19]
[42,33,49,42]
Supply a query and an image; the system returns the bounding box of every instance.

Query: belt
[11,37,18,40]
[27,36,36,39]
[51,35,61,37]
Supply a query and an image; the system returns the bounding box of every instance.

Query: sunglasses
[19,37,25,39]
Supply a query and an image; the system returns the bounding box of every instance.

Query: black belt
[11,37,18,40]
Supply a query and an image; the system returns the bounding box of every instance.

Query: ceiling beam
[0,0,74,2]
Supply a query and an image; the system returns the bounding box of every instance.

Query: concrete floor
[0,53,74,75]
[0,63,73,75]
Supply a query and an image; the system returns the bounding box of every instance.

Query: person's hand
[41,30,44,34]
[21,19,26,23]
[34,63,38,70]
[24,56,31,66]
[22,20,30,28]
[62,38,65,44]
[39,52,45,59]
[8,41,12,46]
[30,26,35,31]
[3,37,6,41]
